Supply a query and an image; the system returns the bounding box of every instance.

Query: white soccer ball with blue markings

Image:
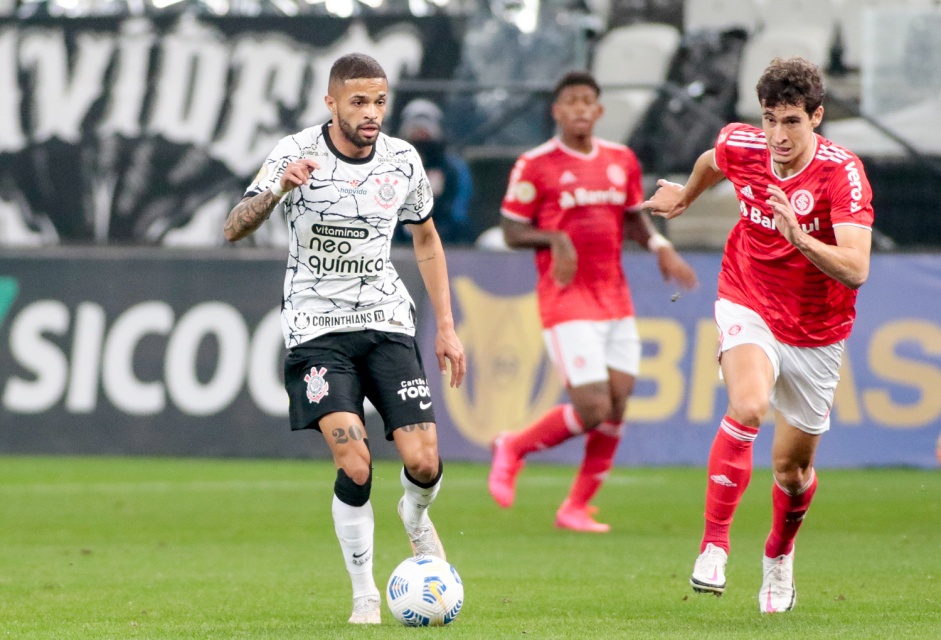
[386,555,464,626]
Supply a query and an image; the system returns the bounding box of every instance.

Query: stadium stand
[683,0,762,34]
[735,26,833,122]
[837,0,937,70]
[591,22,681,144]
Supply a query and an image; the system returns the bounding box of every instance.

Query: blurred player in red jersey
[487,71,698,533]
[643,57,874,613]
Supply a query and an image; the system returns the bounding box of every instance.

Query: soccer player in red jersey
[643,57,874,612]
[487,71,698,533]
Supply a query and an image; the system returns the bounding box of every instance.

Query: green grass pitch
[1,456,939,639]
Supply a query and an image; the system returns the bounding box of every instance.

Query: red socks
[702,416,759,553]
[509,404,584,456]
[765,469,817,558]
[566,421,623,509]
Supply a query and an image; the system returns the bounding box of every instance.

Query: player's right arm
[224,159,320,243]
[502,217,577,286]
[642,149,725,220]
[501,154,577,286]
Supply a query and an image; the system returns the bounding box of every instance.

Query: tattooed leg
[393,421,440,485]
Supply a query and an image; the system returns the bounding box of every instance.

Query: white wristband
[270,183,287,199]
[647,233,673,252]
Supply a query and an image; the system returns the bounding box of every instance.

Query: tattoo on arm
[400,422,433,433]
[224,191,280,241]
[417,253,436,264]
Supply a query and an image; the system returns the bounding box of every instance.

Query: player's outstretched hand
[642,179,688,220]
[436,326,466,388]
[277,159,321,194]
[657,246,698,291]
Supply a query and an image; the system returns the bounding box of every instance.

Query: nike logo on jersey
[420,400,432,410]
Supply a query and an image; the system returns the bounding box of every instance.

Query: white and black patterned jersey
[245,122,433,348]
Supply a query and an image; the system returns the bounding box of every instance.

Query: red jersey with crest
[714,123,874,347]
[501,137,645,328]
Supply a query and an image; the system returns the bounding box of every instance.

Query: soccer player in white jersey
[223,53,465,625]
[488,71,698,532]
[643,57,874,613]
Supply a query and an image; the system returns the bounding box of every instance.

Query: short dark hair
[756,57,825,115]
[329,53,386,91]
[553,70,601,101]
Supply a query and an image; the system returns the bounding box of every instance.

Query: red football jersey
[714,123,875,346]
[501,137,645,328]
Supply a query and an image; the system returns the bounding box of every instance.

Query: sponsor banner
[2,250,940,468]
[426,252,941,469]
[0,249,406,459]
[0,15,461,245]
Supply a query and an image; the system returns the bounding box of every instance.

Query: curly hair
[756,57,825,115]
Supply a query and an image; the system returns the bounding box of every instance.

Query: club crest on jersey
[304,367,329,403]
[294,311,311,330]
[374,176,400,209]
[606,164,626,186]
[790,189,815,216]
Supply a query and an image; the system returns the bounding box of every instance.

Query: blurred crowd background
[0,0,939,249]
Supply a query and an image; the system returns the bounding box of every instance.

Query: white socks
[332,496,379,599]
[399,466,441,530]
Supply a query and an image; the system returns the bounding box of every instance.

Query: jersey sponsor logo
[340,184,368,196]
[844,161,864,213]
[789,189,815,216]
[306,226,382,276]
[397,377,431,401]
[739,201,821,234]
[311,224,369,240]
[304,366,329,403]
[301,146,329,159]
[728,324,742,336]
[374,176,400,209]
[559,188,626,209]
[606,164,626,186]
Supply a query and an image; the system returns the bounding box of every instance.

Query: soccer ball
[386,555,464,626]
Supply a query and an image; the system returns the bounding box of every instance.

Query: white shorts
[543,317,641,388]
[715,299,844,435]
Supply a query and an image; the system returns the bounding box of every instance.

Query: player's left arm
[410,218,466,388]
[767,184,871,289]
[623,208,699,291]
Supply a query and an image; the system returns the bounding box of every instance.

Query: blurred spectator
[395,99,475,245]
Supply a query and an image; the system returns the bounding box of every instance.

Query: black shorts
[283,330,436,440]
